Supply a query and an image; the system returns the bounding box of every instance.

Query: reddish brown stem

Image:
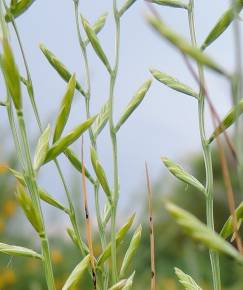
[183,56,243,254]
[81,137,97,288]
[145,162,156,290]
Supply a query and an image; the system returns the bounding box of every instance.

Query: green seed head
[53,74,76,143]
[0,39,22,110]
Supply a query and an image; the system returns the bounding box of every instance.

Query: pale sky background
[0,0,239,231]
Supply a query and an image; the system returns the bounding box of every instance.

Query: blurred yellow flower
[0,164,9,174]
[3,269,16,285]
[51,249,63,264]
[3,199,17,218]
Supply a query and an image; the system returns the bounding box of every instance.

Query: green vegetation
[0,0,243,290]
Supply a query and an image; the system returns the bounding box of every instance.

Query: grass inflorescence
[0,0,243,290]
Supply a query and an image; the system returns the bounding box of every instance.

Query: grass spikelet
[0,39,21,110]
[97,214,135,266]
[0,242,43,260]
[201,0,243,50]
[161,157,206,194]
[119,225,142,278]
[165,202,243,265]
[53,74,76,143]
[147,15,229,77]
[81,16,111,73]
[83,12,108,47]
[174,267,202,290]
[119,0,137,17]
[146,0,188,9]
[39,44,85,96]
[92,13,108,34]
[90,146,112,203]
[62,255,90,290]
[208,99,243,144]
[220,201,243,240]
[38,188,69,213]
[44,116,96,163]
[121,272,135,290]
[16,184,43,234]
[33,124,50,171]
[150,69,198,98]
[5,0,36,22]
[93,101,110,139]
[64,148,95,184]
[115,79,152,132]
[9,168,26,185]
[109,279,127,290]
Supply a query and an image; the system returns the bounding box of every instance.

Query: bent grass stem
[187,1,221,289]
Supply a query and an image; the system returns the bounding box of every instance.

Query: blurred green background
[0,145,243,290]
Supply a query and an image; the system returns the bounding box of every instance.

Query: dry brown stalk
[81,137,97,288]
[145,162,156,290]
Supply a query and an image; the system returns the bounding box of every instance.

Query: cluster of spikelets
[1,0,243,290]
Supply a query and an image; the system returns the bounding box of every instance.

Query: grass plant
[0,1,243,290]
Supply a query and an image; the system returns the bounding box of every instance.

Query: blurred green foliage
[0,146,242,289]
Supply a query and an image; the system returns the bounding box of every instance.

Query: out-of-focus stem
[108,0,121,284]
[187,2,221,289]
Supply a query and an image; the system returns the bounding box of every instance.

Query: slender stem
[73,2,108,288]
[16,109,55,290]
[187,2,221,290]
[145,163,156,290]
[54,159,87,256]
[5,95,26,169]
[231,0,243,192]
[108,0,121,284]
